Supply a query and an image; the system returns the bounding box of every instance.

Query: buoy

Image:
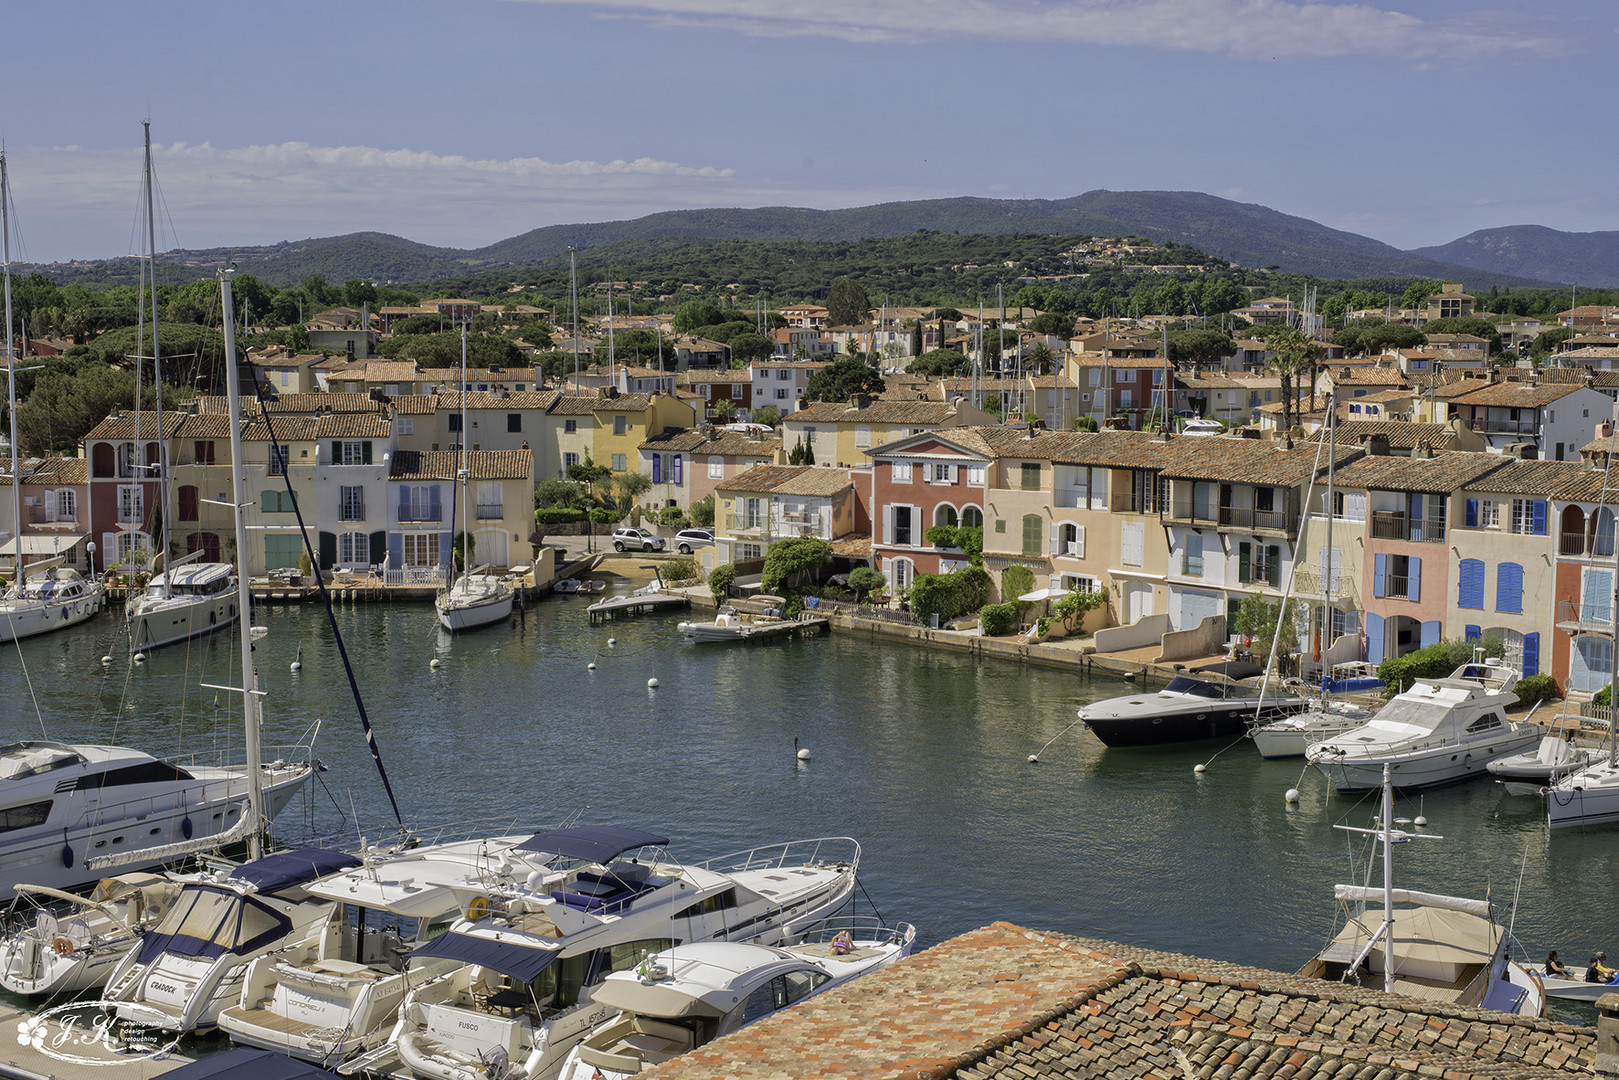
[588,662,597,671]
[647,677,659,688]
[794,737,811,761]
[429,658,442,670]
[608,637,617,646]
[1414,796,1427,827]
[1193,763,1206,774]
[292,645,302,672]
[1028,754,1039,763]
[101,655,113,664]
[1285,788,1301,803]
[133,652,146,663]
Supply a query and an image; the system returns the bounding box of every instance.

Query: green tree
[1167,328,1237,364]
[708,562,738,603]
[752,405,783,428]
[534,478,588,509]
[804,356,884,403]
[1001,564,1035,605]
[672,300,723,334]
[452,530,476,573]
[727,333,774,362]
[906,349,967,377]
[713,398,738,423]
[1025,343,1056,375]
[1400,280,1444,311]
[690,495,715,527]
[1529,326,1574,359]
[1028,312,1075,339]
[1231,595,1308,669]
[614,471,652,509]
[1073,416,1099,432]
[343,279,378,306]
[761,536,831,594]
[286,323,310,352]
[1052,589,1106,633]
[1263,327,1321,447]
[825,278,872,328]
[846,566,887,602]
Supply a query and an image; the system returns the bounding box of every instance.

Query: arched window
[961,506,983,529]
[933,504,959,528]
[887,557,914,592]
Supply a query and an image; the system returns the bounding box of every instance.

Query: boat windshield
[1163,677,1230,699]
[1367,697,1453,732]
[135,885,292,963]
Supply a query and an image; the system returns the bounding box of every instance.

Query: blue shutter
[1497,562,1523,614]
[1585,569,1614,626]
[1365,612,1385,663]
[1408,555,1421,602]
[1523,632,1540,677]
[1465,499,1477,528]
[430,486,442,522]
[1465,624,1481,641]
[399,487,410,521]
[674,455,683,485]
[652,454,662,484]
[1532,500,1547,536]
[388,533,403,569]
[1372,553,1386,598]
[1458,559,1484,609]
[1420,620,1440,647]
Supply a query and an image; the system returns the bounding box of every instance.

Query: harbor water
[5,591,1619,1012]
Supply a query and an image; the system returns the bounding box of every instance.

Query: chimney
[1366,434,1390,457]
[1598,421,1615,443]
[850,393,870,410]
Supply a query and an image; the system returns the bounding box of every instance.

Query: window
[54,489,76,521]
[777,369,791,380]
[934,505,959,528]
[401,485,439,522]
[563,452,579,471]
[855,426,872,448]
[892,462,912,483]
[775,388,788,400]
[194,440,216,465]
[339,485,365,521]
[1021,463,1041,491]
[338,531,368,566]
[261,489,296,513]
[1372,553,1420,601]
[1183,532,1204,576]
[1572,636,1615,695]
[613,416,627,436]
[891,505,913,546]
[610,453,627,472]
[336,440,370,465]
[962,506,983,529]
[448,414,463,433]
[269,446,288,476]
[397,417,414,435]
[966,465,985,487]
[1239,542,1282,588]
[1480,500,1501,528]
[1510,498,1546,535]
[708,459,724,479]
[672,455,683,486]
[564,419,578,434]
[118,485,143,523]
[403,533,437,566]
[0,800,52,833]
[1021,514,1044,556]
[507,413,522,433]
[476,482,502,519]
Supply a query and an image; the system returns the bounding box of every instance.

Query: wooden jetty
[588,589,691,621]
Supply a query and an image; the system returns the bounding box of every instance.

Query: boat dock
[588,590,692,621]
[0,999,193,1080]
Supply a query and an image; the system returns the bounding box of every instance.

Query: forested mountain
[1411,225,1619,289]
[23,190,1576,289]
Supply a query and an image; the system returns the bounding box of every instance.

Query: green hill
[1411,225,1619,289]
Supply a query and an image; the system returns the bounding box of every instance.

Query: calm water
[6,591,1619,1004]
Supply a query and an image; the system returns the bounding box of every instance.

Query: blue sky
[3,0,1613,264]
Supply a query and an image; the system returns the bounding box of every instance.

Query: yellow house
[589,389,697,477]
[781,395,1000,468]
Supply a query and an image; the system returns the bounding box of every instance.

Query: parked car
[612,527,666,553]
[673,528,714,554]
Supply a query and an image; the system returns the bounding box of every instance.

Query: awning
[230,848,362,893]
[1018,587,1060,602]
[515,826,668,863]
[1191,660,1265,680]
[160,1047,340,1080]
[410,931,560,983]
[0,534,86,557]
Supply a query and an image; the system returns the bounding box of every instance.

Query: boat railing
[693,836,860,876]
[794,915,914,949]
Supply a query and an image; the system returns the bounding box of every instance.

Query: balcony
[1054,486,1088,509]
[1384,574,1412,600]
[1561,531,1616,558]
[1558,599,1617,634]
[400,506,441,523]
[117,506,144,526]
[1469,416,1538,437]
[1562,531,1587,556]
[1369,511,1445,543]
[476,504,504,520]
[1292,566,1360,606]
[725,513,769,537]
[338,503,366,523]
[1218,506,1289,532]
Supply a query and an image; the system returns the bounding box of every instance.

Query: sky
[3,0,1614,265]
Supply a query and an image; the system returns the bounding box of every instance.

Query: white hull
[128,586,238,651]
[1312,728,1542,793]
[1252,707,1371,759]
[1541,974,1616,1001]
[435,583,514,632]
[1547,757,1619,828]
[0,584,106,644]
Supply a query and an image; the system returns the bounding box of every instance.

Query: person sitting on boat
[1588,956,1608,982]
[1546,951,1570,977]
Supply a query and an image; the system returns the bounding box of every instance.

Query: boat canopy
[135,885,294,964]
[158,1046,339,1080]
[410,930,560,983]
[515,826,669,863]
[1190,660,1264,680]
[229,848,362,893]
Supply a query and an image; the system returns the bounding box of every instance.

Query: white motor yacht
[0,739,316,901]
[218,835,553,1068]
[127,556,239,652]
[1252,699,1376,759]
[1079,661,1309,748]
[103,847,363,1033]
[0,873,183,996]
[0,563,106,644]
[1306,655,1540,792]
[351,826,859,1080]
[556,919,916,1080]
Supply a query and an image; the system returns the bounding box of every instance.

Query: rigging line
[252,374,404,828]
[855,876,885,925]
[1251,427,1328,716]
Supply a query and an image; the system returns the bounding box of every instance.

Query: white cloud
[504,0,1564,60]
[4,141,764,262]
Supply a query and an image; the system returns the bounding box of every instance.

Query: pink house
[865,430,993,593]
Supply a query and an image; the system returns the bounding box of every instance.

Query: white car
[673,528,714,554]
[612,527,666,552]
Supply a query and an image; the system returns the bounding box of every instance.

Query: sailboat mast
[569,249,580,395]
[142,123,172,586]
[218,269,263,861]
[2,152,21,581]
[1380,763,1395,994]
[1324,390,1336,671]
[457,324,469,588]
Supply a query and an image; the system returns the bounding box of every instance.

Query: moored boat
[1486,733,1598,783]
[1252,698,1376,759]
[1079,662,1309,748]
[0,873,183,996]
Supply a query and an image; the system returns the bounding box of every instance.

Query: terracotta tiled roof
[720,464,852,496]
[640,428,782,457]
[241,416,319,443]
[175,414,234,439]
[1154,439,1362,486]
[390,394,438,415]
[1466,459,1587,496]
[313,414,391,439]
[83,412,186,441]
[1550,464,1619,503]
[790,399,977,424]
[362,361,422,383]
[30,457,87,484]
[592,392,657,413]
[388,449,532,481]
[1334,451,1509,494]
[1453,382,1577,408]
[198,392,387,415]
[434,390,559,410]
[649,923,1595,1080]
[680,369,752,384]
[1308,421,1459,451]
[547,396,599,416]
[829,532,870,558]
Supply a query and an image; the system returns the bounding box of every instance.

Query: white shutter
[1073,526,1085,558]
[1049,522,1060,549]
[883,507,894,546]
[1049,574,1061,590]
[1090,471,1108,511]
[947,464,958,484]
[1121,520,1144,567]
[1345,492,1367,522]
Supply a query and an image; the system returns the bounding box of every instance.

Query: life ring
[467,896,489,921]
[52,936,75,958]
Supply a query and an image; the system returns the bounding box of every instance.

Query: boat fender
[182,816,194,840]
[467,896,489,920]
[52,936,75,958]
[61,842,74,869]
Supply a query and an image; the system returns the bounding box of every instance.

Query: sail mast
[219,269,263,860]
[2,152,20,581]
[142,123,172,586]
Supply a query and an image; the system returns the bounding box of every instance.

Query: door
[1123,581,1153,624]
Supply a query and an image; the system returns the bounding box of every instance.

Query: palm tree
[1264,328,1321,449]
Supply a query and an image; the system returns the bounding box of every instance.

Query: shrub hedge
[979,602,1020,637]
[909,565,991,622]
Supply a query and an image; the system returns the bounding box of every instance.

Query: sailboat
[125,124,237,652]
[435,325,513,632]
[1546,516,1619,826]
[0,151,107,643]
[0,270,317,901]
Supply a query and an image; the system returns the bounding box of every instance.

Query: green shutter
[318,531,337,569]
[330,440,341,464]
[369,531,386,565]
[1238,542,1251,584]
[363,441,374,465]
[1267,545,1280,588]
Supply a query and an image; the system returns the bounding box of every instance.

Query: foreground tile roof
[720,464,853,496]
[640,428,782,457]
[1466,459,1587,496]
[1334,452,1509,494]
[389,449,532,481]
[648,924,1594,1080]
